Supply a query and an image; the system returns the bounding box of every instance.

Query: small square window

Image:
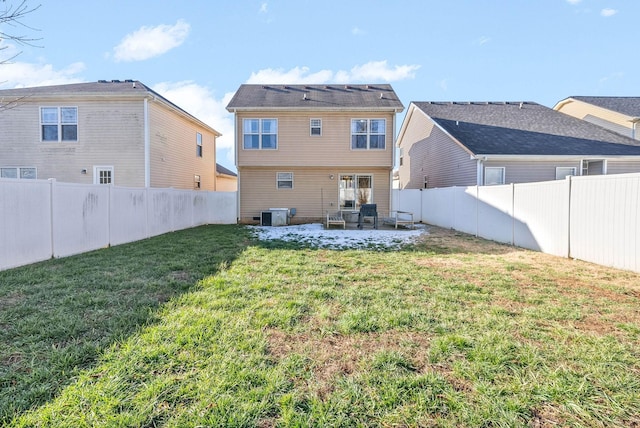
[194,174,201,189]
[484,167,505,185]
[556,167,576,180]
[277,172,293,189]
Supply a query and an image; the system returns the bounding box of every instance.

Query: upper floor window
[310,118,322,136]
[196,132,203,157]
[194,174,201,189]
[1,167,36,179]
[41,107,77,142]
[243,118,277,149]
[351,119,385,149]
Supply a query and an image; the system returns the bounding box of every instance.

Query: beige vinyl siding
[148,101,217,191]
[606,159,640,175]
[398,111,476,189]
[235,111,394,168]
[238,167,391,223]
[0,99,145,185]
[484,160,581,184]
[556,100,636,139]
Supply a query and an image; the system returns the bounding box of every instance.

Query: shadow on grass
[0,224,252,424]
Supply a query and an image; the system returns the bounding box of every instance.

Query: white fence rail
[1,178,237,271]
[394,173,640,272]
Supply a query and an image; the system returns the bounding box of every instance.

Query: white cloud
[260,2,268,13]
[247,61,420,84]
[112,19,190,62]
[566,0,582,4]
[601,8,618,17]
[151,81,236,165]
[0,44,85,88]
[439,78,449,91]
[474,36,491,46]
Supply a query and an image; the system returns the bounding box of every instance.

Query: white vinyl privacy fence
[1,178,237,271]
[394,173,640,273]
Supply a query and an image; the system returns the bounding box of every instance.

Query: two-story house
[226,84,404,224]
[554,96,640,141]
[397,101,640,189]
[0,80,221,190]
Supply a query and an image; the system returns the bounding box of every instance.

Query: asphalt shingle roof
[226,84,404,111]
[570,96,640,118]
[413,101,640,156]
[0,80,220,135]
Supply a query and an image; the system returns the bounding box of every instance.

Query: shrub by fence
[393,173,640,273]
[1,178,237,271]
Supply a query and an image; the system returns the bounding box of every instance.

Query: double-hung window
[351,119,385,149]
[277,172,293,189]
[243,118,277,149]
[310,119,322,136]
[196,132,203,157]
[41,107,77,142]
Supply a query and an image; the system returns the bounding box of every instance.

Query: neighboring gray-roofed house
[215,163,237,191]
[0,80,221,190]
[226,84,404,224]
[397,101,640,189]
[554,96,640,140]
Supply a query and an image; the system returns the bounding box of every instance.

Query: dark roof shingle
[413,101,640,156]
[226,84,404,111]
[570,96,640,118]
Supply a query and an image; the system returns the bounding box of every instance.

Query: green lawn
[1,225,639,427]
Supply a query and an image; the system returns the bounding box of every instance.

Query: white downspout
[233,112,240,223]
[144,98,150,188]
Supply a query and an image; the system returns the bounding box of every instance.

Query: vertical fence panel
[0,179,52,270]
[421,187,457,228]
[172,190,194,231]
[395,189,423,222]
[570,174,640,271]
[513,180,569,256]
[110,187,149,246]
[147,189,173,237]
[454,187,480,236]
[52,182,110,258]
[476,185,514,244]
[206,192,238,224]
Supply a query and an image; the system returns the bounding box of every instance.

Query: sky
[1,0,638,172]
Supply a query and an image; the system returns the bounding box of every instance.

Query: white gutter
[144,98,150,187]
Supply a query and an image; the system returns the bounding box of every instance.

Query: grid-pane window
[41,107,77,142]
[243,119,277,149]
[277,172,293,189]
[94,166,113,184]
[310,119,322,136]
[351,119,385,149]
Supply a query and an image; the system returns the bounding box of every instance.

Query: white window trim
[40,106,78,142]
[484,167,505,186]
[350,118,386,150]
[310,118,322,136]
[243,118,278,150]
[276,172,293,189]
[0,167,37,179]
[196,132,203,157]
[93,166,114,185]
[555,166,577,180]
[338,173,374,209]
